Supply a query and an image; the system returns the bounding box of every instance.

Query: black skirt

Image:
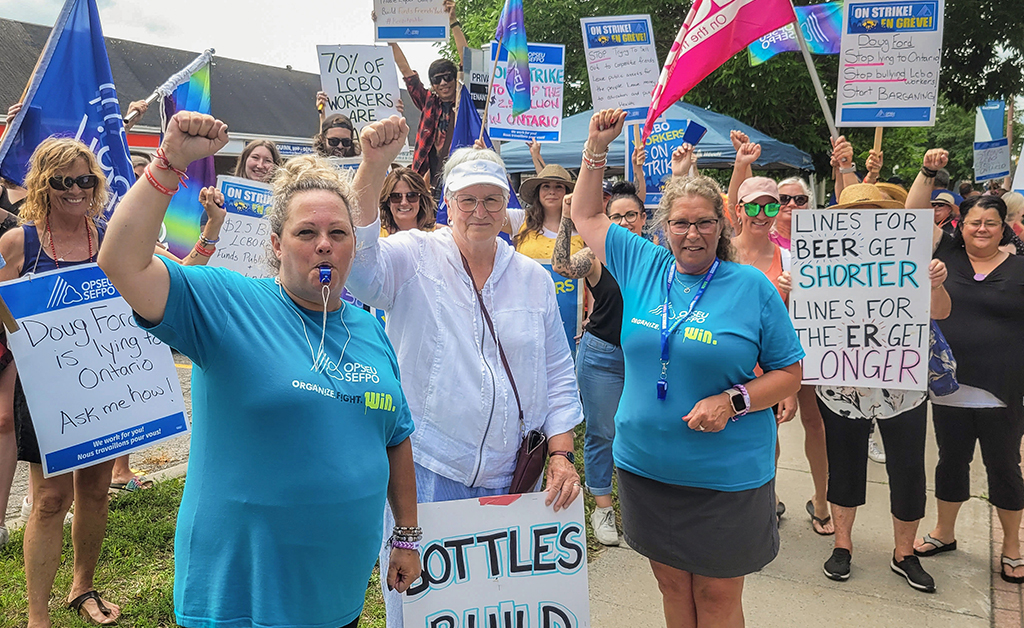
[617,468,779,578]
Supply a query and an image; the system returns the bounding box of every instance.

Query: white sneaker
[590,506,620,546]
[868,436,886,464]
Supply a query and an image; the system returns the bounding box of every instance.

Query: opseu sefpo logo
[47,276,117,309]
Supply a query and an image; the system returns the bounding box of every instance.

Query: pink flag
[642,0,797,142]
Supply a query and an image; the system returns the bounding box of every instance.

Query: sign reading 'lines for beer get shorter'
[789,210,932,390]
[0,265,188,477]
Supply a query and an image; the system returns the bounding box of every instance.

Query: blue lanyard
[658,258,719,400]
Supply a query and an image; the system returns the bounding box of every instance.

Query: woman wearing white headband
[348,116,584,627]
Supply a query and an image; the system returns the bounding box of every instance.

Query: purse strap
[459,251,526,436]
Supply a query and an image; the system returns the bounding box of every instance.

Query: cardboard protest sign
[790,210,932,389]
[403,493,589,628]
[317,45,402,129]
[835,0,944,127]
[541,263,583,359]
[0,265,188,477]
[488,42,564,142]
[624,120,706,206]
[580,15,660,121]
[209,176,274,279]
[973,138,1011,182]
[373,0,449,42]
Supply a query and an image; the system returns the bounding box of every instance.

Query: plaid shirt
[404,72,455,177]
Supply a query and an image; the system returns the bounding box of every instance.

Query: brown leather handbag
[460,253,547,494]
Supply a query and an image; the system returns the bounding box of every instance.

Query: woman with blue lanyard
[571,109,804,626]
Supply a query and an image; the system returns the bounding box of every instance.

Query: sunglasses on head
[430,72,455,85]
[327,137,353,148]
[744,202,781,217]
[779,194,808,206]
[389,191,421,204]
[48,175,99,191]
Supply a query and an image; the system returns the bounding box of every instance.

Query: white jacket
[346,220,583,489]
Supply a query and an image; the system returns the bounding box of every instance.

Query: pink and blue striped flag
[160,61,215,259]
[495,0,531,117]
[747,1,842,66]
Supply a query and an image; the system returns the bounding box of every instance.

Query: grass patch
[0,425,609,627]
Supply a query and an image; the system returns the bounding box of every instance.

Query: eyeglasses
[48,175,99,191]
[931,202,952,209]
[454,194,505,213]
[609,210,641,224]
[327,137,353,148]
[667,218,719,235]
[744,202,781,217]
[430,72,455,85]
[963,220,1003,229]
[389,192,421,204]
[779,194,808,206]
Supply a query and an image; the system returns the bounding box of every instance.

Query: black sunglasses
[389,192,421,204]
[327,137,353,148]
[48,175,99,191]
[430,72,455,85]
[779,194,809,206]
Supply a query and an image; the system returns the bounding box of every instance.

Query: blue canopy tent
[498,101,815,173]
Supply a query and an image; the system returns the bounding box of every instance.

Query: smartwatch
[549,450,575,464]
[725,386,749,417]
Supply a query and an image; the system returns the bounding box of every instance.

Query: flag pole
[788,0,838,140]
[479,37,504,143]
[125,48,215,125]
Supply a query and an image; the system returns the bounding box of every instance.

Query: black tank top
[584,263,623,346]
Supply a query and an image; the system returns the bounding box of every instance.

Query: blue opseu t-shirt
[138,258,414,628]
[605,224,804,491]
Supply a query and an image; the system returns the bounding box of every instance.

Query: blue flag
[437,86,520,228]
[0,0,134,213]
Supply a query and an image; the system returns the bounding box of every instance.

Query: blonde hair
[1003,191,1024,224]
[654,175,736,262]
[20,138,108,225]
[266,154,357,272]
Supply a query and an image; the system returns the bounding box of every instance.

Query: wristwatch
[725,387,749,417]
[549,450,575,464]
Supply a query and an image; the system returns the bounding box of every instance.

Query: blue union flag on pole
[0,0,134,212]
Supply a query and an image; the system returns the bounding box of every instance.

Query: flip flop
[806,500,834,536]
[914,533,957,557]
[1003,556,1024,584]
[68,590,117,625]
[776,500,786,522]
[109,476,153,494]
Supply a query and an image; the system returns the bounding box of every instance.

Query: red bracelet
[193,242,216,257]
[144,166,178,196]
[154,147,190,188]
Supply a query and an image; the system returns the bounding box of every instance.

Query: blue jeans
[576,331,625,496]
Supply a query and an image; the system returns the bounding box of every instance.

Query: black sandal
[806,500,834,536]
[1002,556,1024,584]
[68,590,116,625]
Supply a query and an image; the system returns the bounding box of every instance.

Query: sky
[0,0,443,80]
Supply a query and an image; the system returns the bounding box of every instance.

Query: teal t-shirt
[139,258,414,628]
[605,224,804,491]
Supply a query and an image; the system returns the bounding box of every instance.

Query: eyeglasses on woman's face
[49,175,98,191]
[454,194,505,213]
[667,218,719,235]
[389,191,421,204]
[779,194,808,207]
[609,210,641,224]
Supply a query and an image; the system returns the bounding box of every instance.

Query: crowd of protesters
[1,4,1023,628]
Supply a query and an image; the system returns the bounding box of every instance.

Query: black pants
[819,398,927,522]
[339,618,359,628]
[933,405,1024,510]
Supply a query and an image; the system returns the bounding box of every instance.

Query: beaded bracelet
[199,234,220,246]
[391,538,420,551]
[144,166,178,196]
[154,147,190,188]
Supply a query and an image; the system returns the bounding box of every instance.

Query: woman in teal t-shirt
[571,109,804,627]
[99,112,421,628]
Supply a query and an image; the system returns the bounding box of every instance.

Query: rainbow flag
[160,62,215,259]
[747,1,842,66]
[495,0,530,116]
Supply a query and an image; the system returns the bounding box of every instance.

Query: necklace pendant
[683,287,691,293]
